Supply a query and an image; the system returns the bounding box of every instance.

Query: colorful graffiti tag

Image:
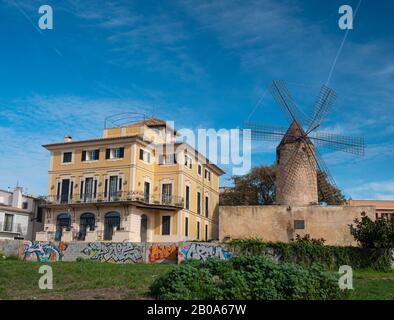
[21,241,67,262]
[179,243,232,262]
[149,244,178,263]
[81,242,144,263]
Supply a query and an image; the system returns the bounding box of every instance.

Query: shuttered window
[161,216,171,235]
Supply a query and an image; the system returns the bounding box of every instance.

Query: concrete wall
[219,205,376,246]
[0,240,231,264]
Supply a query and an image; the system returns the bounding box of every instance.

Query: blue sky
[0,0,394,199]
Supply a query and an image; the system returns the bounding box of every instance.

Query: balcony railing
[40,191,184,208]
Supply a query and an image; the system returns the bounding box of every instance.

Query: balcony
[39,191,184,209]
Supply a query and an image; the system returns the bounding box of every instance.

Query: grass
[349,270,394,300]
[0,260,173,300]
[0,260,393,300]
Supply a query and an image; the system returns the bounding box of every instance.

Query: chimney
[64,135,72,142]
[12,186,23,209]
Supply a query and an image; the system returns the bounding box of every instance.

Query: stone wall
[219,205,376,246]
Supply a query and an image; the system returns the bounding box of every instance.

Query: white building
[0,186,43,240]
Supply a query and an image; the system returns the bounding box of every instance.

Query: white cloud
[347,180,394,200]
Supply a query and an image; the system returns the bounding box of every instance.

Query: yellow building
[36,118,224,242]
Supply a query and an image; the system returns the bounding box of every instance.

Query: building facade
[0,187,43,240]
[347,199,394,222]
[37,118,224,243]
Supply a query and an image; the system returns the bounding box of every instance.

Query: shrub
[228,238,392,271]
[350,212,394,249]
[150,256,347,300]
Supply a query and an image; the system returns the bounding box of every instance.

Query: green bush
[350,212,394,248]
[228,238,392,271]
[150,256,347,300]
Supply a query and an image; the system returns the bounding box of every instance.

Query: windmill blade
[306,85,336,134]
[269,80,310,126]
[303,143,341,203]
[309,132,365,156]
[243,122,288,142]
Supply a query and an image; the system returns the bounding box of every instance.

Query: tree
[350,212,394,248]
[220,165,346,206]
[220,166,276,206]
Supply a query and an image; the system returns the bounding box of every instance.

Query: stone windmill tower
[244,80,365,206]
[276,121,318,206]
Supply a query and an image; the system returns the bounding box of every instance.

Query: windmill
[244,80,364,206]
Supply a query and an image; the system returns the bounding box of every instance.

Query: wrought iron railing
[40,191,184,207]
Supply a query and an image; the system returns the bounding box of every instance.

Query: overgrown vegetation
[228,237,392,271]
[150,256,347,300]
[350,212,394,248]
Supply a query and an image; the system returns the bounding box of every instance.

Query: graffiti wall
[391,249,394,269]
[20,241,67,262]
[81,242,145,263]
[0,239,20,257]
[178,242,232,263]
[148,243,178,263]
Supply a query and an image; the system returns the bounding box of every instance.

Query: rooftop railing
[40,191,184,208]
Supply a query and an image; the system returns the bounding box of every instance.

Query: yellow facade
[37,119,224,243]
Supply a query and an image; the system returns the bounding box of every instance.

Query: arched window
[104,211,120,241]
[55,213,71,241]
[78,213,96,241]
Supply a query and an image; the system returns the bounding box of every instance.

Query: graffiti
[81,242,144,263]
[179,243,232,262]
[0,240,19,256]
[149,244,178,263]
[391,249,394,268]
[263,248,282,263]
[21,241,67,262]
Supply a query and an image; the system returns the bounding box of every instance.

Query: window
[184,155,192,169]
[82,149,99,161]
[205,169,211,181]
[196,221,200,240]
[139,148,151,163]
[62,152,72,163]
[106,147,124,160]
[36,207,43,223]
[158,154,176,165]
[205,196,209,217]
[162,216,171,235]
[4,214,13,232]
[197,192,201,214]
[185,217,189,237]
[144,182,150,202]
[198,163,202,176]
[22,202,28,210]
[205,225,208,241]
[185,186,190,210]
[162,183,172,204]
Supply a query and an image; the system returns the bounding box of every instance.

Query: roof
[42,135,141,149]
[0,205,33,214]
[278,120,312,147]
[126,117,178,134]
[347,199,394,210]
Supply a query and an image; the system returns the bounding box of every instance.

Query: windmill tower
[245,80,365,206]
[276,121,318,206]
